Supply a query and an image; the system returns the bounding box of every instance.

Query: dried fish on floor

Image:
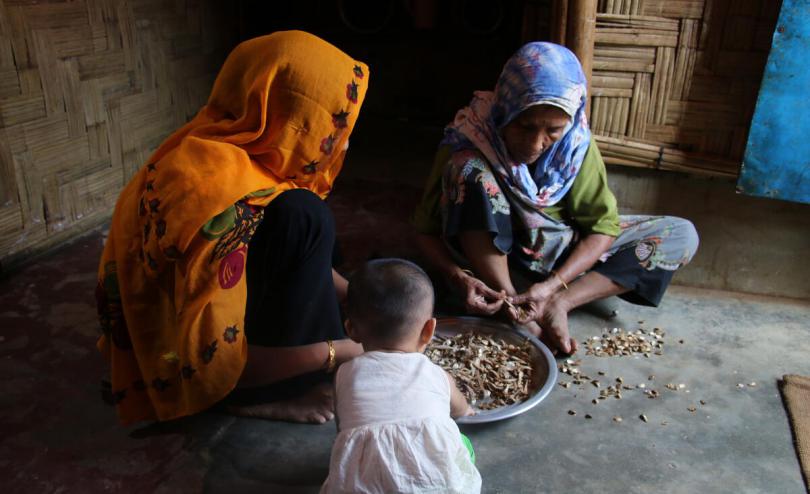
[427,332,534,411]
[584,327,666,357]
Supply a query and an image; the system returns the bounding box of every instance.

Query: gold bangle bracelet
[324,339,337,373]
[550,270,569,290]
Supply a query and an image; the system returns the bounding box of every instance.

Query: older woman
[413,42,698,354]
[96,31,369,425]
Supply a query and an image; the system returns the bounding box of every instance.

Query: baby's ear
[344,319,359,342]
[419,317,437,346]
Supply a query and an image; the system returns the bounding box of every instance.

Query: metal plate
[434,316,558,424]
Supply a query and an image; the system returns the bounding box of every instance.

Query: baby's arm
[445,370,475,418]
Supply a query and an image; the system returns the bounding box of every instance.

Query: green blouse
[411,141,621,237]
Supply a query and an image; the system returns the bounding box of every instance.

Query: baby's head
[346,258,436,352]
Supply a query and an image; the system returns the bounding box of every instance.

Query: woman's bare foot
[541,298,578,355]
[522,320,542,337]
[225,382,335,424]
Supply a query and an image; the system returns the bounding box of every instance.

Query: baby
[321,258,481,494]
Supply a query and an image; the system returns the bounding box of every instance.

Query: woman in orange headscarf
[96,31,369,425]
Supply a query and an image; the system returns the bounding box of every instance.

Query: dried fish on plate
[426,332,534,411]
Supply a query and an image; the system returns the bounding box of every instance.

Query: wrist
[334,339,363,364]
[531,280,557,299]
[549,270,569,292]
[445,265,468,287]
[323,340,337,373]
[549,289,572,313]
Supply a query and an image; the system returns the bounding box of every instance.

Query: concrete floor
[1,179,809,493]
[1,118,809,493]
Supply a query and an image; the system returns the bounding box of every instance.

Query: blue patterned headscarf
[442,42,590,209]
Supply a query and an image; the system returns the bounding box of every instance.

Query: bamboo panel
[665,100,745,128]
[0,0,238,269]
[77,50,128,80]
[697,0,728,67]
[0,36,13,69]
[591,71,636,88]
[595,30,679,47]
[670,19,698,100]
[597,14,679,31]
[0,68,20,97]
[591,96,605,134]
[16,68,41,95]
[0,128,15,203]
[0,206,23,236]
[615,97,630,136]
[627,72,651,137]
[593,59,654,72]
[595,45,656,61]
[599,0,642,15]
[644,124,686,144]
[11,149,42,228]
[649,46,674,125]
[591,86,633,97]
[642,0,706,19]
[86,123,109,159]
[0,95,46,126]
[594,135,739,176]
[603,97,616,136]
[587,0,779,177]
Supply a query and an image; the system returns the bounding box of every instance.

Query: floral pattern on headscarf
[442,42,590,219]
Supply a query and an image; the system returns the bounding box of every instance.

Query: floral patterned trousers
[442,158,699,306]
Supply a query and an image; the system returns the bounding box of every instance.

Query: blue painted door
[739,0,810,204]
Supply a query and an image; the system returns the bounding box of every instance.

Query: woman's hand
[507,281,557,324]
[509,282,578,355]
[449,268,505,315]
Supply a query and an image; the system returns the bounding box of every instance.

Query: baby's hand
[464,405,475,416]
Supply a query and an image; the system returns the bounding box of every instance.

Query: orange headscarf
[96,31,369,424]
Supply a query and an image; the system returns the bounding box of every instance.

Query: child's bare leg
[225,382,335,424]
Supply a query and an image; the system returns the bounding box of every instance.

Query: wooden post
[550,0,569,45]
[566,0,597,117]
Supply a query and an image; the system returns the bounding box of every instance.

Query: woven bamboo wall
[0,0,237,270]
[590,0,781,176]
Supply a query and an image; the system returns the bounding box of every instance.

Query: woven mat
[781,374,810,492]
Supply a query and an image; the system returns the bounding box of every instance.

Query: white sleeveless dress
[321,351,482,494]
